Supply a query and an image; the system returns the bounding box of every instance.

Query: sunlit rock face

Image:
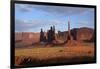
[76,27,94,41]
[57,27,94,42]
[15,32,40,46]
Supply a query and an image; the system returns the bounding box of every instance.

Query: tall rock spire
[68,17,70,36]
[67,17,72,41]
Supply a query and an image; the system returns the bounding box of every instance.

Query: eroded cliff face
[15,32,40,46]
[76,27,94,41]
[58,27,94,42]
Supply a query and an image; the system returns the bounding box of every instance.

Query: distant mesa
[58,27,94,42]
[15,27,94,47]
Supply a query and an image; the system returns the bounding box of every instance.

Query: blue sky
[15,4,94,32]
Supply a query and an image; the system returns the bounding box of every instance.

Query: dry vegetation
[15,43,95,67]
